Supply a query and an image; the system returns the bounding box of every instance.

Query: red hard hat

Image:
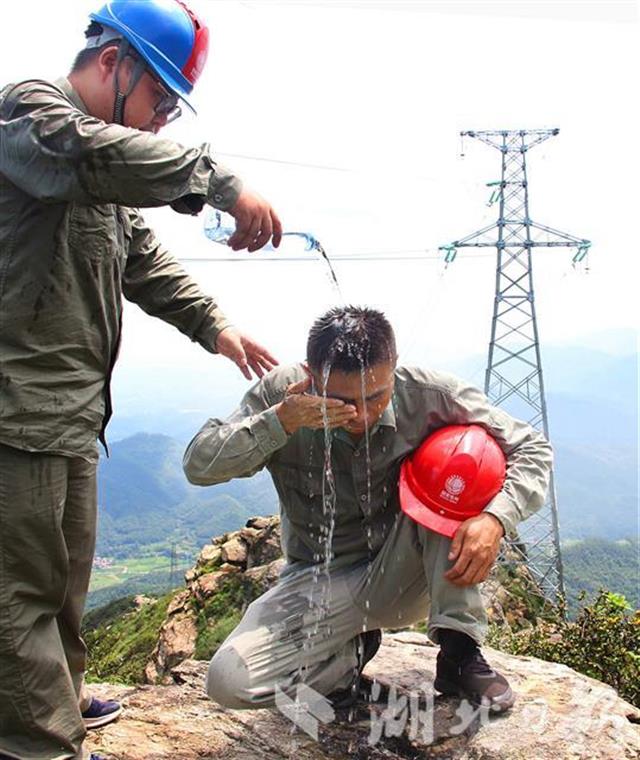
[399,424,506,538]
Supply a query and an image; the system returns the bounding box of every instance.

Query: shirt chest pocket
[279,465,326,502]
[277,464,363,528]
[68,203,127,263]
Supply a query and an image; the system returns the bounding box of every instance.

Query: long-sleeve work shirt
[184,364,554,567]
[0,77,241,461]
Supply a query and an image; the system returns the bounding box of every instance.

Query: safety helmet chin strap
[112,39,147,125]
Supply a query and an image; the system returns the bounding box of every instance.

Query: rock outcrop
[144,590,198,684]
[144,515,538,683]
[89,631,640,759]
[145,516,283,683]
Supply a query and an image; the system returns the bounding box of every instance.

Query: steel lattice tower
[441,129,591,601]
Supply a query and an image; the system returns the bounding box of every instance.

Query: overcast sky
[1,1,637,402]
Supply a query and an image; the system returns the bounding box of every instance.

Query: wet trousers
[0,443,95,760]
[207,509,487,709]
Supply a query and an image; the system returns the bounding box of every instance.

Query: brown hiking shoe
[434,649,515,713]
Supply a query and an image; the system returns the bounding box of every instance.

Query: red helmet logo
[399,424,506,538]
[443,474,466,499]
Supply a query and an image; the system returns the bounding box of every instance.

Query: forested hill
[562,537,639,611]
[97,433,276,559]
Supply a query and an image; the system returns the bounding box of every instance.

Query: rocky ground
[85,516,640,758]
[88,631,640,759]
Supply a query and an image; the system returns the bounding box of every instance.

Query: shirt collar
[376,399,397,431]
[54,76,89,115]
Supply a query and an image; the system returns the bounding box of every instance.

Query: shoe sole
[83,706,123,730]
[434,677,515,713]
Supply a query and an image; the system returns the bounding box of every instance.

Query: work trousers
[207,509,487,709]
[0,443,95,760]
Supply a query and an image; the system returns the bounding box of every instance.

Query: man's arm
[183,369,358,486]
[0,79,239,211]
[122,208,230,353]
[183,377,288,486]
[428,373,553,586]
[443,377,554,537]
[122,209,277,376]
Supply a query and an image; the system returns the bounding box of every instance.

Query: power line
[218,151,351,173]
[177,247,580,264]
[169,542,177,590]
[179,252,448,262]
[215,150,483,187]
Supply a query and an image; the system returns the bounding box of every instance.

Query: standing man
[0,2,281,758]
[184,306,553,715]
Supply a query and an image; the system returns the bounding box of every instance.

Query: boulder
[193,566,241,603]
[220,536,248,565]
[244,558,287,593]
[197,544,223,566]
[132,595,154,610]
[144,596,198,685]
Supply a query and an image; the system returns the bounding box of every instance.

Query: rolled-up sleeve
[183,377,289,486]
[439,378,554,536]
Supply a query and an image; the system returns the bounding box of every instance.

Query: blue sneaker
[82,696,122,729]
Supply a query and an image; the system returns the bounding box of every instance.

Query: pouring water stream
[205,212,380,720]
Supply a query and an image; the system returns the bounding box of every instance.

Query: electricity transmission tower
[441,129,591,601]
[169,542,178,590]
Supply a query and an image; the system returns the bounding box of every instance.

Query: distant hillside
[86,569,189,611]
[97,433,277,559]
[561,537,639,612]
[553,443,636,540]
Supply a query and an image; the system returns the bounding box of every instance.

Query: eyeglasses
[151,75,182,124]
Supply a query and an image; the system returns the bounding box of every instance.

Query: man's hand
[215,327,278,380]
[276,374,358,435]
[444,512,505,587]
[227,188,283,253]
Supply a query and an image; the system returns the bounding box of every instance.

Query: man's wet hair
[307,306,397,373]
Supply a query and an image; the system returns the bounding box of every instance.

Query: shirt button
[354,450,360,458]
[382,445,387,453]
[360,494,367,502]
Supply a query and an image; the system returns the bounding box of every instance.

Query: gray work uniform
[0,77,240,759]
[183,364,553,709]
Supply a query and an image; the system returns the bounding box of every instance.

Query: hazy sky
[1,1,637,402]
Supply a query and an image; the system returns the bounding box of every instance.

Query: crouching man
[183,306,553,713]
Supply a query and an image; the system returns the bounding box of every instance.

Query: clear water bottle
[203,209,319,253]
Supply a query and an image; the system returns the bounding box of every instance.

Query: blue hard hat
[89,0,209,114]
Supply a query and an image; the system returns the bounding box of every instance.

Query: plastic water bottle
[203,209,319,253]
[203,209,343,297]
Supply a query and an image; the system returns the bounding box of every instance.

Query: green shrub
[488,589,640,708]
[84,593,174,684]
[192,573,263,661]
[194,611,243,660]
